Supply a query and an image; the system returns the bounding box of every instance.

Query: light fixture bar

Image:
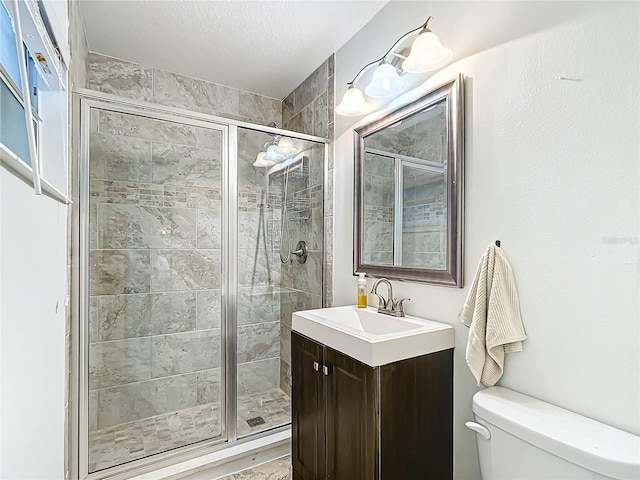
[336,16,452,116]
[346,16,433,86]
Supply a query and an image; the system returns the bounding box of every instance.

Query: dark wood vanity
[291,331,453,480]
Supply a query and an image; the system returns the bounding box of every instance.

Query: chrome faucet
[370,278,410,317]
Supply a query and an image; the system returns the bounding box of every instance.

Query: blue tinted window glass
[26,48,38,112]
[1,80,31,165]
[0,1,40,166]
[1,2,21,87]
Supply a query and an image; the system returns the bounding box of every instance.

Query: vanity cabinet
[291,331,453,480]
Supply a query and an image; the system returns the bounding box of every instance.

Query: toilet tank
[470,387,640,480]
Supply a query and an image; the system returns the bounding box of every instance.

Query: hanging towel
[460,244,527,387]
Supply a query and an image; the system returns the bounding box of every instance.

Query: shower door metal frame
[73,95,231,479]
[71,89,329,480]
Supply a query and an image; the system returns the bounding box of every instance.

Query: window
[1,1,41,168]
[0,0,69,201]
[0,1,21,84]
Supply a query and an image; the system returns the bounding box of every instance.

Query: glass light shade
[253,151,276,167]
[402,30,452,73]
[263,145,287,163]
[274,136,299,156]
[365,63,405,98]
[335,86,371,116]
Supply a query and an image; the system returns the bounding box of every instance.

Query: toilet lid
[472,387,640,480]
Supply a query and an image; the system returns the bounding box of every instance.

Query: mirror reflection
[362,100,447,269]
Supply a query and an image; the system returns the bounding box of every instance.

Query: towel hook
[495,240,501,247]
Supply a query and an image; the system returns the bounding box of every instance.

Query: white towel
[460,244,527,387]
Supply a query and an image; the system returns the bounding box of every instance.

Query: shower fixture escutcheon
[292,240,308,264]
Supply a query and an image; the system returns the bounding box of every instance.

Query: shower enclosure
[72,92,326,477]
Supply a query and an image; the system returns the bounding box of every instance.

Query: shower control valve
[292,240,308,264]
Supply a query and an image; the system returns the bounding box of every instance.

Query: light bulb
[274,137,299,156]
[253,151,276,167]
[402,29,452,73]
[365,63,405,98]
[335,85,371,116]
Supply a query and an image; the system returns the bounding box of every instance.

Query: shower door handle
[313,361,320,372]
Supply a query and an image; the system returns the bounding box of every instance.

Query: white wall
[0,0,83,476]
[0,171,68,479]
[40,0,70,64]
[333,2,639,478]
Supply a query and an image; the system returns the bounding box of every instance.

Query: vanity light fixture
[402,27,452,73]
[365,61,405,98]
[274,136,299,156]
[253,135,299,167]
[335,84,372,116]
[335,16,452,116]
[263,144,287,163]
[252,151,276,168]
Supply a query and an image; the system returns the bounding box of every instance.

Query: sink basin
[292,306,454,367]
[321,307,423,335]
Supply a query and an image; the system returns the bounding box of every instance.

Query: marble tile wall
[363,152,394,265]
[362,108,447,269]
[88,53,282,127]
[282,57,334,309]
[276,155,323,396]
[88,128,283,439]
[365,106,447,164]
[88,110,226,435]
[280,58,333,394]
[282,56,334,139]
[235,127,283,402]
[402,180,447,269]
[87,55,289,443]
[87,53,325,445]
[361,157,447,268]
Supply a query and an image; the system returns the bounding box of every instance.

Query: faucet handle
[374,293,388,309]
[393,298,411,313]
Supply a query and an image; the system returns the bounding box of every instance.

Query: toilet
[467,387,640,479]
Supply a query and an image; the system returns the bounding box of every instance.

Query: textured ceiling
[78,0,388,99]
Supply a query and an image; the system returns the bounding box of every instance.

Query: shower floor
[88,389,291,472]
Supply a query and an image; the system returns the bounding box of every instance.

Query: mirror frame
[353,74,464,287]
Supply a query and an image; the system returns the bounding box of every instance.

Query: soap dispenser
[356,272,367,308]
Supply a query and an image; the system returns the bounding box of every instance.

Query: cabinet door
[325,347,378,480]
[379,349,453,479]
[292,332,325,480]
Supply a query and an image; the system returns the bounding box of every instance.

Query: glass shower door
[234,127,325,437]
[85,106,226,472]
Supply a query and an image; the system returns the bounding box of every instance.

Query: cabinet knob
[313,361,320,372]
[322,365,330,376]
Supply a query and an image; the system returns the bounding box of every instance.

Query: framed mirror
[354,74,464,286]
